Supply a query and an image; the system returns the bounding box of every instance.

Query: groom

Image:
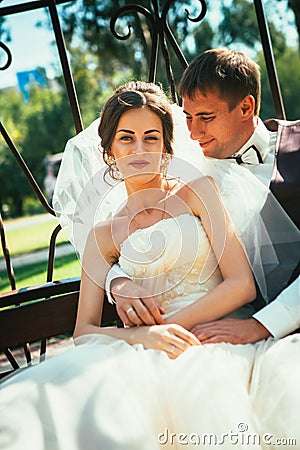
[105,47,300,344]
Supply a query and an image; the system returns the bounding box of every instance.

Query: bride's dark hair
[98,81,174,180]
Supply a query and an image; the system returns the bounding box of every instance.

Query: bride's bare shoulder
[92,216,129,256]
[188,175,216,190]
[180,176,217,199]
[182,176,221,215]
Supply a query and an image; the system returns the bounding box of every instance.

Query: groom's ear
[240,95,255,120]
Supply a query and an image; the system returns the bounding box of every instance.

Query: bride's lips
[129,160,150,169]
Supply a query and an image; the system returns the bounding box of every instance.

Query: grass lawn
[0,214,68,257]
[0,214,81,293]
[0,253,81,293]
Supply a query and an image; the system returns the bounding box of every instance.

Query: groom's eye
[200,116,215,122]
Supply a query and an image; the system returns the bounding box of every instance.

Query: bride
[0,81,298,450]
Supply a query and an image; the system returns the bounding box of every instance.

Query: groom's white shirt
[105,118,300,339]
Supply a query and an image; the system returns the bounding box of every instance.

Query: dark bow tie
[227,145,263,165]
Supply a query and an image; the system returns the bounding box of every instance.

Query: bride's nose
[133,138,144,153]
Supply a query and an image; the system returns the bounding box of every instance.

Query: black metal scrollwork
[110,0,207,103]
[0,40,12,70]
[182,0,207,22]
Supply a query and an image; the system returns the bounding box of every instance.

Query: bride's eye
[120,135,133,142]
[145,135,159,141]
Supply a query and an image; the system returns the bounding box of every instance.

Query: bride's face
[110,107,165,184]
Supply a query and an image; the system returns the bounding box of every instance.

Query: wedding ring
[126,307,134,315]
[169,345,175,354]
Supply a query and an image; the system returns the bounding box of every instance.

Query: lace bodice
[119,214,223,317]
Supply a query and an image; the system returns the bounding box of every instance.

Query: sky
[0,0,298,90]
[0,1,60,89]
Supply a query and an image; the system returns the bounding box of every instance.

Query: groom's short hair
[178,47,261,115]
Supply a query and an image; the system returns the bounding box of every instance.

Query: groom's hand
[191,318,271,344]
[111,278,165,327]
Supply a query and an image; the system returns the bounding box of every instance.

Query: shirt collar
[232,118,272,162]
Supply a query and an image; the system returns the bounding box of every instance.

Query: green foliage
[0,89,30,216]
[58,0,214,87]
[0,85,73,217]
[218,0,260,48]
[22,197,47,217]
[277,0,300,51]
[21,88,72,181]
[67,48,117,127]
[258,47,300,120]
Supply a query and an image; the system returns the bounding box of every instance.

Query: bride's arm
[73,222,199,357]
[165,176,256,330]
[73,221,136,340]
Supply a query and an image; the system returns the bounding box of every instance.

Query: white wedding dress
[0,214,299,450]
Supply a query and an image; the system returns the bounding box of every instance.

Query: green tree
[259,46,300,120]
[0,89,30,217]
[66,48,119,127]
[277,0,300,51]
[218,0,260,49]
[213,0,290,55]
[58,0,214,88]
[21,87,73,182]
[0,84,74,216]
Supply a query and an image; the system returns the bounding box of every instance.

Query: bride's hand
[130,324,201,359]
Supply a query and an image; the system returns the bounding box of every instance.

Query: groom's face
[182,88,251,160]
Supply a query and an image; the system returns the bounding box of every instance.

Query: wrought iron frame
[0,0,287,377]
